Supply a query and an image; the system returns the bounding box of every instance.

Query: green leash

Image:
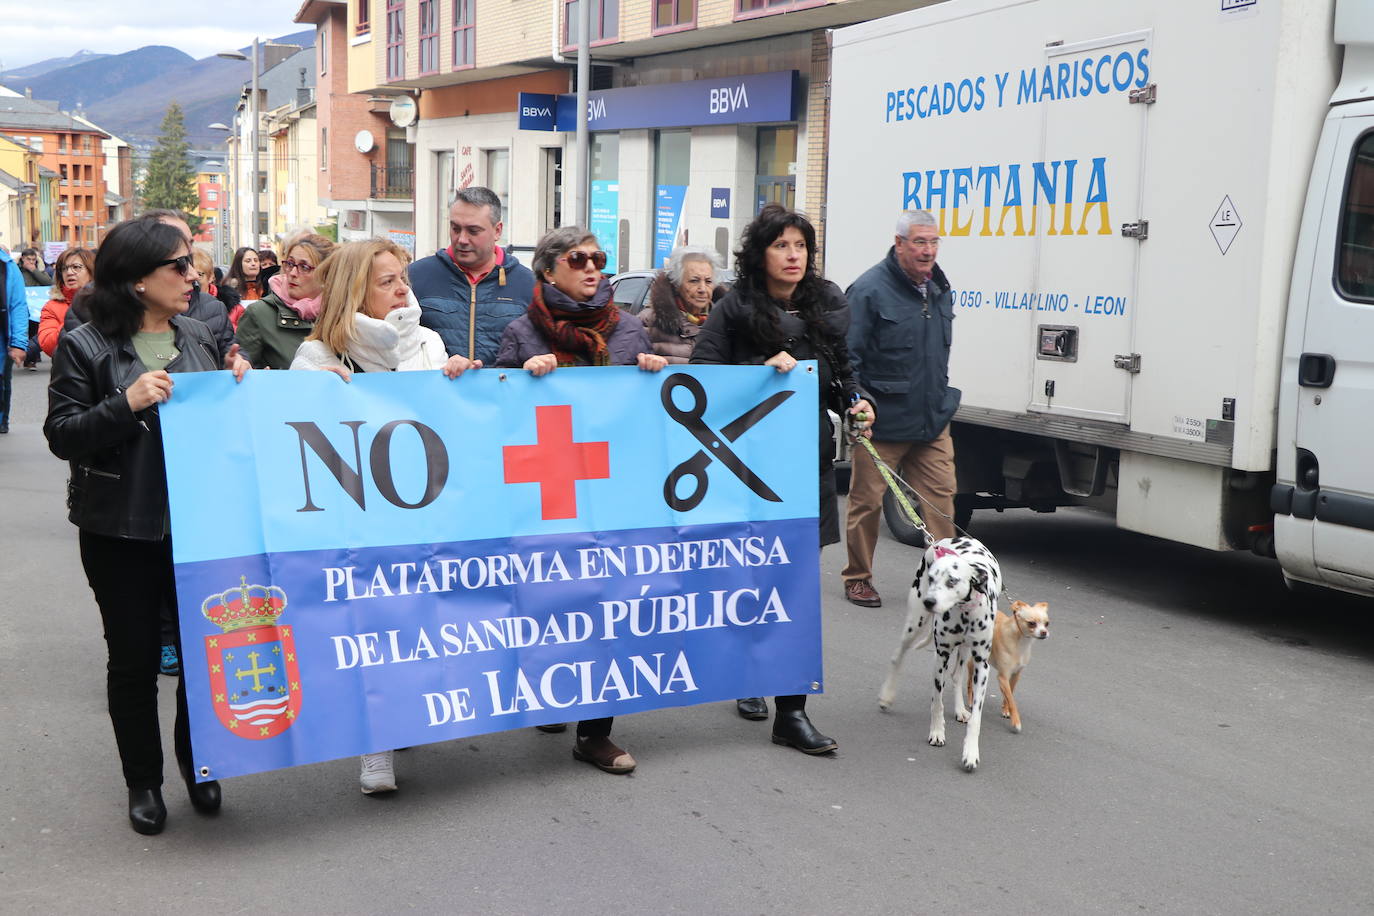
[854,435,925,530]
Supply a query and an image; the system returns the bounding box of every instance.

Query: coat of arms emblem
[202,577,301,739]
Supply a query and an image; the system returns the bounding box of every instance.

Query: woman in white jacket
[291,238,477,794]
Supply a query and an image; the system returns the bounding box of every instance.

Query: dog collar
[934,545,959,560]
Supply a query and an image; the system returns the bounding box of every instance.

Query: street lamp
[208,123,235,263]
[217,40,259,249]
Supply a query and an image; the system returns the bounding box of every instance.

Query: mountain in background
[0,29,315,148]
[4,50,112,81]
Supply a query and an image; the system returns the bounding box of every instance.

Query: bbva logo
[709,85,749,114]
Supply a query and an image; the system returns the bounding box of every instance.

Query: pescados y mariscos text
[318,533,800,726]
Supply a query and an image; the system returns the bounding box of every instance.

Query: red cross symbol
[503,405,610,520]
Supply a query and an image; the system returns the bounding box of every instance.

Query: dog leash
[850,431,1022,604]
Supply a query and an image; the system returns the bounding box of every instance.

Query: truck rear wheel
[882,488,928,547]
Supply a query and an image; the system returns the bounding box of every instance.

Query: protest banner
[161,364,822,782]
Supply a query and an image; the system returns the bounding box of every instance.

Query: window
[485,149,510,237]
[207,188,219,203]
[27,135,42,153]
[564,0,618,48]
[320,26,329,73]
[735,0,822,19]
[418,0,439,74]
[386,0,405,81]
[654,0,694,32]
[1337,132,1374,301]
[452,0,475,69]
[356,0,371,35]
[57,135,66,153]
[321,127,328,169]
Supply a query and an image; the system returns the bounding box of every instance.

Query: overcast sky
[0,2,309,70]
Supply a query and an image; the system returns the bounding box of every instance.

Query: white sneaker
[359,750,397,794]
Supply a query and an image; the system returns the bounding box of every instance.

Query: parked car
[609,267,736,314]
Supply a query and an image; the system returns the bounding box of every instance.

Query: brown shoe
[572,736,637,774]
[845,579,882,607]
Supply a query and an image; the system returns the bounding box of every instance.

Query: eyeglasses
[282,258,315,274]
[61,263,88,274]
[560,250,608,271]
[903,237,941,250]
[153,255,195,276]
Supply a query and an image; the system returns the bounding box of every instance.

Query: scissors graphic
[661,373,795,511]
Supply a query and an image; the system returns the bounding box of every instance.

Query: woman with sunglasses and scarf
[235,232,336,369]
[495,226,667,775]
[45,217,250,835]
[691,204,873,755]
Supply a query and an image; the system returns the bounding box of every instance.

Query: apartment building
[0,94,109,246]
[313,0,912,269]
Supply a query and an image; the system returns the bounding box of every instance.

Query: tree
[140,102,202,234]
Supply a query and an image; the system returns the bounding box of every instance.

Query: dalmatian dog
[877,535,1003,772]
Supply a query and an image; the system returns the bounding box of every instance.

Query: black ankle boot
[128,788,167,835]
[736,697,769,720]
[180,763,222,814]
[771,709,838,754]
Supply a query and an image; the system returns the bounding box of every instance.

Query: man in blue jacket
[410,186,535,363]
[841,210,960,607]
[0,246,30,433]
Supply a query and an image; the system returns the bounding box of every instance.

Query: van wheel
[883,488,928,547]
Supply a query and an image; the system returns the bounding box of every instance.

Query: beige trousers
[842,426,956,583]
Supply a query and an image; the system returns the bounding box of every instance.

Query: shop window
[418,1,439,74]
[564,0,618,49]
[735,0,823,20]
[654,0,694,32]
[755,126,797,212]
[386,0,405,81]
[452,0,475,69]
[357,0,371,35]
[435,149,455,243]
[653,130,691,268]
[588,133,620,273]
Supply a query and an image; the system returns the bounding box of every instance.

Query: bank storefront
[413,39,819,271]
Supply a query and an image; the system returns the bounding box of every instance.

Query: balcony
[370,163,414,200]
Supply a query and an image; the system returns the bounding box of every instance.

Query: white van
[825,0,1374,596]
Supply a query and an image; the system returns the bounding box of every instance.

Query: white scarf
[345,304,423,372]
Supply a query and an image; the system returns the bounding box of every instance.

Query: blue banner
[589,180,619,274]
[25,287,47,321]
[161,365,821,781]
[550,71,798,132]
[654,185,688,269]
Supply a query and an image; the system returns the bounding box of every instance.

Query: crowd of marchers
[14,186,957,837]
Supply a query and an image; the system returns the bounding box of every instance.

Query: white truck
[826,0,1374,597]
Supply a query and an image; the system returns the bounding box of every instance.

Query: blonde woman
[290,238,477,793]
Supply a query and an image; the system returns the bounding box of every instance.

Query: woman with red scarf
[37,247,95,357]
[495,226,667,775]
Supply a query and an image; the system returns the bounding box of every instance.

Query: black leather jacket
[45,316,221,540]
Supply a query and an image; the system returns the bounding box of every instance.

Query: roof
[38,165,57,177]
[0,96,109,136]
[0,132,38,153]
[295,0,344,24]
[0,169,25,191]
[105,191,127,206]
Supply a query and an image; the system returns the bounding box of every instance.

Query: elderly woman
[691,203,874,754]
[291,238,476,794]
[236,232,335,369]
[641,245,722,363]
[37,247,95,357]
[495,226,667,774]
[44,217,250,835]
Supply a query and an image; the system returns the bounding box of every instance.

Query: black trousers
[0,347,11,426]
[577,717,613,738]
[78,530,191,789]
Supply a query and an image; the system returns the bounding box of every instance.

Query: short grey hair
[664,245,723,286]
[896,209,938,237]
[532,225,599,277]
[450,186,502,226]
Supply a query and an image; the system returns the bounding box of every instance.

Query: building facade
[0,94,109,246]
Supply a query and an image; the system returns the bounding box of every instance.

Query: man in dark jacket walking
[841,209,960,607]
[410,186,534,363]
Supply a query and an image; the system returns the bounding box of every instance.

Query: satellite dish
[390,97,417,128]
[354,129,375,153]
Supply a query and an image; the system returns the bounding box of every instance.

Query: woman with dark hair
[691,203,874,754]
[495,226,667,775]
[224,246,263,310]
[257,248,280,286]
[37,247,95,357]
[44,218,250,835]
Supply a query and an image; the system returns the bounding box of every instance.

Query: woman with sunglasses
[44,218,250,835]
[37,247,95,357]
[691,203,873,755]
[494,226,666,776]
[235,232,336,369]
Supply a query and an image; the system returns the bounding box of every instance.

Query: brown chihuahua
[960,600,1049,732]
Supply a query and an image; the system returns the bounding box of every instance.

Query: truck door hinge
[1121,219,1149,240]
[1113,353,1142,373]
[1128,83,1157,104]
